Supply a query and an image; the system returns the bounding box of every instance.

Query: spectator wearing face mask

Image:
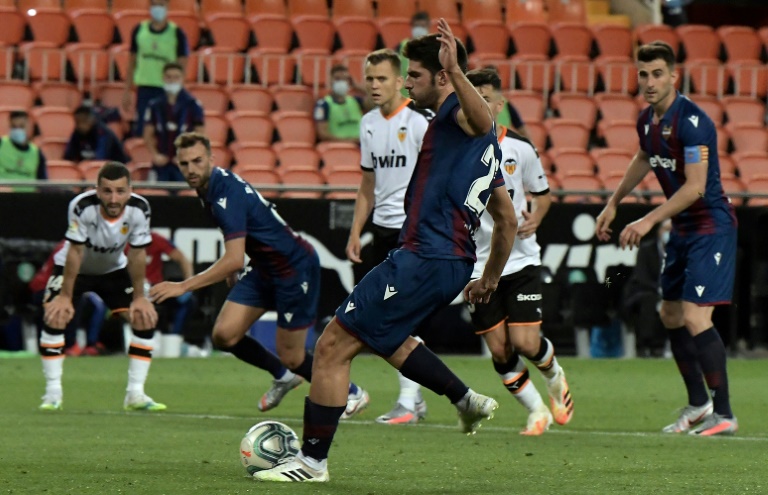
[314,65,366,144]
[395,12,431,97]
[0,110,47,191]
[64,106,129,163]
[143,62,204,182]
[122,0,189,138]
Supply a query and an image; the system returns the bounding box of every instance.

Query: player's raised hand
[595,204,616,242]
[149,281,186,304]
[518,210,540,239]
[436,18,459,73]
[44,295,75,329]
[463,276,498,305]
[619,217,653,250]
[346,235,363,264]
[129,296,158,329]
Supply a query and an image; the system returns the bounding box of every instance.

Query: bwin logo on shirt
[85,239,123,254]
[649,156,677,171]
[371,152,406,169]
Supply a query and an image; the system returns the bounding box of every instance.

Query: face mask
[9,128,26,145]
[411,26,429,39]
[150,5,167,22]
[164,82,182,95]
[332,80,349,97]
[661,231,670,245]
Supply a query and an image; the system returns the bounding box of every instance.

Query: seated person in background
[64,106,129,163]
[621,219,672,357]
[314,65,366,144]
[143,62,204,182]
[0,111,47,190]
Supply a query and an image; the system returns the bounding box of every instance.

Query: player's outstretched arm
[44,243,84,329]
[595,149,651,242]
[436,18,493,137]
[150,237,245,303]
[346,170,375,263]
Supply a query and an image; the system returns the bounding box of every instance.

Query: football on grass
[240,421,300,474]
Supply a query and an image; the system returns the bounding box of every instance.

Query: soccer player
[39,162,164,411]
[253,19,518,483]
[346,48,432,425]
[595,41,738,436]
[150,133,368,414]
[466,68,573,436]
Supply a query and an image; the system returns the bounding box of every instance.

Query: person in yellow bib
[314,65,366,144]
[122,0,189,137]
[0,111,47,191]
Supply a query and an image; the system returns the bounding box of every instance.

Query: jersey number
[464,144,501,216]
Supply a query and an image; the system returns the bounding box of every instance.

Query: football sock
[529,337,561,381]
[494,354,545,413]
[693,327,733,418]
[290,354,313,381]
[669,327,710,407]
[399,343,469,404]
[224,335,288,380]
[40,328,65,398]
[301,397,346,462]
[396,336,423,410]
[127,329,154,394]
[348,382,359,396]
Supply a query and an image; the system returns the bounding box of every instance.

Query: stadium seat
[716,126,730,153]
[335,18,379,53]
[717,26,760,62]
[719,153,736,177]
[597,58,639,94]
[47,161,85,181]
[688,94,724,126]
[377,19,411,49]
[556,55,596,93]
[292,17,335,54]
[544,119,590,149]
[206,14,251,52]
[591,24,632,59]
[677,25,720,62]
[287,0,328,17]
[272,111,316,146]
[548,148,595,176]
[168,0,198,14]
[559,173,603,204]
[602,120,637,153]
[200,47,246,85]
[125,140,153,165]
[0,46,15,81]
[595,93,639,130]
[228,85,273,113]
[79,160,105,181]
[211,145,233,168]
[508,22,550,58]
[112,0,149,13]
[550,93,597,130]
[469,57,513,90]
[634,24,679,51]
[551,22,593,58]
[245,0,287,18]
[272,85,315,113]
[546,0,587,24]
[513,55,555,93]
[38,82,83,111]
[276,147,320,172]
[505,90,544,124]
[592,148,632,176]
[736,153,768,182]
[39,139,68,161]
[333,49,367,83]
[66,43,110,84]
[525,122,548,151]
[720,176,745,206]
[333,0,373,19]
[188,84,230,115]
[228,111,273,146]
[746,177,768,206]
[204,114,231,147]
[506,0,548,25]
[237,169,281,197]
[247,49,297,86]
[232,145,277,169]
[187,51,202,82]
[324,169,362,190]
[114,11,147,45]
[321,146,361,174]
[21,42,66,81]
[466,21,509,59]
[418,0,460,23]
[722,96,765,125]
[759,26,768,50]
[685,60,727,96]
[0,8,27,47]
[377,0,415,22]
[169,12,201,49]
[200,0,242,18]
[296,50,334,87]
[600,172,626,194]
[109,43,131,82]
[25,9,71,46]
[280,169,325,198]
[727,62,768,98]
[69,9,114,47]
[727,123,768,153]
[463,0,503,23]
[19,0,61,11]
[128,163,153,182]
[249,15,293,52]
[0,82,35,110]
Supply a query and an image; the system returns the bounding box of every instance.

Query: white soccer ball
[240,421,300,474]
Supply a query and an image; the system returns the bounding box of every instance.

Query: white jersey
[473,126,550,279]
[360,99,432,229]
[53,190,152,275]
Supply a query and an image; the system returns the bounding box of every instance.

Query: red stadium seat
[685,60,727,96]
[249,15,293,52]
[112,0,149,12]
[634,24,679,51]
[66,43,110,84]
[188,84,230,115]
[717,26,760,62]
[324,169,362,188]
[508,22,550,58]
[593,148,632,176]
[21,42,66,81]
[722,96,765,125]
[556,55,596,93]
[332,0,373,20]
[38,82,82,111]
[200,47,246,85]
[247,49,297,86]
[169,12,201,49]
[245,0,287,18]
[727,62,768,98]
[466,21,509,59]
[550,93,597,130]
[736,152,768,182]
[64,0,107,12]
[79,160,106,180]
[229,85,273,113]
[719,153,736,177]
[237,169,281,198]
[292,16,335,54]
[19,0,61,11]
[597,58,639,94]
[595,93,639,129]
[287,0,327,17]
[505,90,544,124]
[559,173,604,204]
[721,176,745,206]
[506,0,548,25]
[233,145,277,170]
[688,94,724,126]
[320,146,361,174]
[335,18,378,52]
[546,0,587,24]
[513,55,555,93]
[200,0,242,17]
[551,22,593,58]
[525,122,548,151]
[47,161,85,181]
[677,25,720,62]
[272,111,316,146]
[591,24,632,59]
[0,82,35,109]
[296,50,334,88]
[463,0,503,24]
[206,13,251,51]
[0,8,27,46]
[602,120,638,153]
[276,147,320,172]
[204,114,230,147]
[280,168,324,198]
[39,139,68,161]
[419,0,459,23]
[727,123,767,153]
[168,0,198,14]
[544,119,590,149]
[548,148,594,176]
[746,176,768,207]
[113,11,147,45]
[269,85,313,114]
[377,19,411,49]
[69,9,114,47]
[227,111,273,146]
[25,9,71,46]
[377,0,415,22]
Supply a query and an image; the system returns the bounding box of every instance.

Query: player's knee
[276,345,304,370]
[660,304,683,328]
[485,338,508,363]
[211,327,239,349]
[508,328,540,357]
[682,310,712,334]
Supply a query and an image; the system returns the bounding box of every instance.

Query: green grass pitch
[2,355,767,494]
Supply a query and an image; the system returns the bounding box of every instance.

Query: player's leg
[38,268,70,410]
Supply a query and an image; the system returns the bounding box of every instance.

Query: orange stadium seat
[727,62,768,98]
[597,58,638,94]
[736,153,768,183]
[721,176,745,205]
[634,24,679,51]
[377,19,411,49]
[377,0,415,22]
[0,82,35,109]
[548,148,594,176]
[277,147,320,172]
[168,0,198,14]
[21,42,66,81]
[249,16,293,52]
[419,0,459,23]
[551,93,597,129]
[125,140,152,164]
[551,23,593,58]
[717,26,760,62]
[321,145,361,174]
[200,47,246,85]
[296,50,334,87]
[335,18,378,52]
[600,172,626,193]
[287,0,327,17]
[47,161,85,181]
[229,85,273,112]
[0,46,15,81]
[559,174,603,204]
[506,0,548,25]
[727,123,767,153]
[746,176,768,199]
[429,19,466,44]
[67,43,110,84]
[324,169,362,189]
[719,153,736,177]
[38,82,83,110]
[280,169,324,198]
[25,9,71,46]
[602,120,637,153]
[206,14,251,51]
[114,11,147,45]
[292,17,335,54]
[188,84,230,115]
[686,60,727,96]
[508,22,551,58]
[111,0,149,13]
[94,82,124,109]
[35,108,75,140]
[233,145,277,169]
[676,25,720,62]
[505,90,544,124]
[245,0,287,18]
[69,9,114,47]
[133,188,171,196]
[595,93,639,129]
[39,139,68,161]
[544,119,590,149]
[525,121,548,151]
[228,111,273,146]
[273,111,316,146]
[333,0,373,19]
[203,114,230,146]
[722,96,765,125]
[463,0,503,24]
[169,12,201,49]
[591,24,632,59]
[19,0,60,12]
[79,160,105,180]
[758,27,768,49]
[248,49,296,86]
[0,8,26,46]
[272,85,316,114]
[109,44,131,82]
[688,94,724,126]
[211,145,233,168]
[593,148,632,176]
[546,0,587,24]
[716,126,730,153]
[237,169,281,197]
[466,21,509,59]
[513,55,555,93]
[556,56,596,93]
[200,0,242,18]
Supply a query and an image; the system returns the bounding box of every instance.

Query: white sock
[127,334,154,394]
[297,451,327,471]
[498,359,546,413]
[397,372,420,411]
[455,388,474,411]
[276,369,297,383]
[530,337,561,381]
[40,330,65,398]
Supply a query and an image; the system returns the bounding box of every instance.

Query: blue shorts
[661,228,737,305]
[227,251,321,330]
[335,249,473,357]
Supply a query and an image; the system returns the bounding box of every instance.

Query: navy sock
[301,397,346,461]
[669,327,710,407]
[399,344,469,403]
[290,354,313,381]
[348,382,359,395]
[693,328,733,418]
[223,336,287,380]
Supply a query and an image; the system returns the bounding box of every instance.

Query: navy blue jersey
[203,167,315,278]
[145,89,204,160]
[399,93,505,261]
[64,123,128,163]
[637,93,736,235]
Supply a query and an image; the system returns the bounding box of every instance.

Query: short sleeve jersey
[359,99,432,229]
[637,93,737,235]
[53,191,152,275]
[399,93,505,261]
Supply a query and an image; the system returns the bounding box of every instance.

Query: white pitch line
[90,410,767,442]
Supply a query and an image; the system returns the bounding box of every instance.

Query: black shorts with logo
[469,265,543,334]
[43,265,134,313]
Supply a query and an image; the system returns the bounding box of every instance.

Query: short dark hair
[73,105,95,118]
[411,11,429,24]
[163,61,184,73]
[175,131,211,153]
[365,49,401,72]
[403,33,468,76]
[636,41,676,69]
[330,64,348,76]
[97,161,130,185]
[9,110,28,121]
[466,67,502,91]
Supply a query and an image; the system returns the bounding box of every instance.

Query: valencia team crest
[397,126,407,142]
[504,158,517,175]
[121,222,129,235]
[662,125,673,140]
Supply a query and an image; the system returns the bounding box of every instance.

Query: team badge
[504,158,517,175]
[662,125,672,139]
[121,222,129,235]
[397,126,407,142]
[68,220,78,233]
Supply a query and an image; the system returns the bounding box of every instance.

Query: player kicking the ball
[253,19,517,483]
[466,68,573,435]
[150,133,367,415]
[40,162,164,411]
